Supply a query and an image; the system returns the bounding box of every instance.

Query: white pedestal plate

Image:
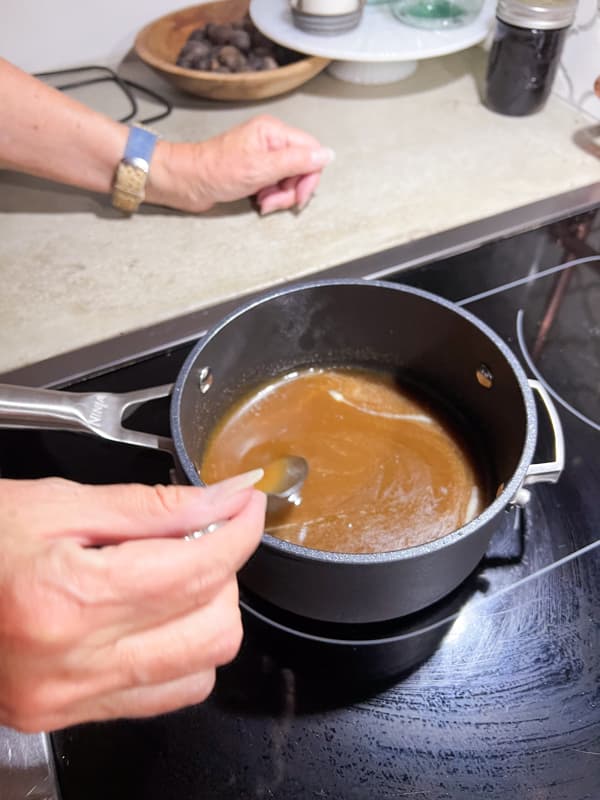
[250,0,495,85]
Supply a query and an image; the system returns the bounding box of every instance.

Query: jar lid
[496,0,577,29]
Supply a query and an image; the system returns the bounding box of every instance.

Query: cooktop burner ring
[513,252,600,432]
[238,579,481,682]
[517,309,600,433]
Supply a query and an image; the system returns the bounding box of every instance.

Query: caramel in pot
[200,367,487,554]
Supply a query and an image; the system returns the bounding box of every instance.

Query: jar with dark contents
[484,0,576,116]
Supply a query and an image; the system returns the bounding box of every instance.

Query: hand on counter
[147,115,335,215]
[0,473,265,733]
[0,57,334,216]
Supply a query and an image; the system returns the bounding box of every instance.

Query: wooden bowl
[134,0,330,101]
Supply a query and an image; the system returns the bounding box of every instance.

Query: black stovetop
[1,211,599,800]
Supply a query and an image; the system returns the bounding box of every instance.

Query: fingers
[12,668,218,732]
[2,474,265,639]
[263,145,334,191]
[89,669,218,723]
[0,476,265,732]
[257,176,300,215]
[255,183,280,210]
[111,579,242,689]
[261,115,323,152]
[3,470,264,546]
[295,171,322,211]
[41,669,218,731]
[80,468,264,545]
[91,489,265,625]
[46,577,243,728]
[250,116,334,212]
[257,171,322,215]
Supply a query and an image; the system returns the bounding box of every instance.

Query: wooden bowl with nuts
[134,0,330,101]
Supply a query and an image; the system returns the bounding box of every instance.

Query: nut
[176,15,301,75]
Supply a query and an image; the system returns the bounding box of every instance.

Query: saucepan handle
[0,383,174,453]
[523,379,565,486]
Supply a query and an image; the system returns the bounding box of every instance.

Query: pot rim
[171,278,537,564]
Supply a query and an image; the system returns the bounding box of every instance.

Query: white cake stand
[250,0,495,84]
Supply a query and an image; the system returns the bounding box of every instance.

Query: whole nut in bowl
[176,14,300,73]
[134,0,330,101]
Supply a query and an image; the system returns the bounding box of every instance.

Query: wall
[2,0,599,118]
[1,0,185,73]
[554,0,600,120]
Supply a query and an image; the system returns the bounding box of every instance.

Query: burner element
[517,256,600,430]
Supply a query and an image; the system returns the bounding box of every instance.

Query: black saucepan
[0,280,564,624]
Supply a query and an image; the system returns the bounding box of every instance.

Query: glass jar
[390,0,483,29]
[484,0,577,116]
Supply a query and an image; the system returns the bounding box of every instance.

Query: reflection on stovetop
[1,211,599,799]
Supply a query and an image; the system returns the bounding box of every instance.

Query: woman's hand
[0,59,333,216]
[147,114,335,215]
[0,472,266,733]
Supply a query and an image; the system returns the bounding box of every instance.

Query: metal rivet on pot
[198,366,213,394]
[512,487,532,508]
[476,363,494,389]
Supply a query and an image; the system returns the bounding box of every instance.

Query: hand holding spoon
[186,456,308,540]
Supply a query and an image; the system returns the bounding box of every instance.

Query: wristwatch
[112,124,159,214]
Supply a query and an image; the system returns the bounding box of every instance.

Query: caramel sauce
[255,456,296,495]
[200,367,486,554]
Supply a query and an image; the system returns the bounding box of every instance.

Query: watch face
[126,156,151,173]
[123,124,159,166]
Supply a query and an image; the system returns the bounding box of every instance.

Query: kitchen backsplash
[2,0,598,119]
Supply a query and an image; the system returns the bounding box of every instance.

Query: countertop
[1,46,600,377]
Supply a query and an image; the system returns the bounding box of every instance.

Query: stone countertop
[1,47,600,376]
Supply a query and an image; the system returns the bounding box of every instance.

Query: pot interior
[175,282,529,519]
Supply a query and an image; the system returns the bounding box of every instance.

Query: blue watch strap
[123,124,159,172]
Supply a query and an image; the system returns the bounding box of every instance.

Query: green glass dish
[391,0,482,27]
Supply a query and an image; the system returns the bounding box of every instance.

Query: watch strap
[112,124,159,214]
[112,162,148,213]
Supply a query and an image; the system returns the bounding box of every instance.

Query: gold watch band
[112,162,148,214]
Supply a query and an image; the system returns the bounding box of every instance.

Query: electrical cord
[116,77,173,124]
[33,64,172,124]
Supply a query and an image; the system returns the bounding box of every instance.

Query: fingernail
[296,193,314,213]
[311,147,335,167]
[258,198,275,215]
[260,199,287,216]
[209,469,265,499]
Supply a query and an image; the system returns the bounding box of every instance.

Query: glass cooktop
[0,209,599,800]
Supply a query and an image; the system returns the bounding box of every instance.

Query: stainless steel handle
[0,383,174,453]
[523,379,565,486]
[510,379,565,508]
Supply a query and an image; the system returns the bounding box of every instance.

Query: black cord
[33,64,171,125]
[56,77,137,122]
[119,78,173,124]
[34,65,138,122]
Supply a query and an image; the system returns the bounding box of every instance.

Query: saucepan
[0,280,564,624]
